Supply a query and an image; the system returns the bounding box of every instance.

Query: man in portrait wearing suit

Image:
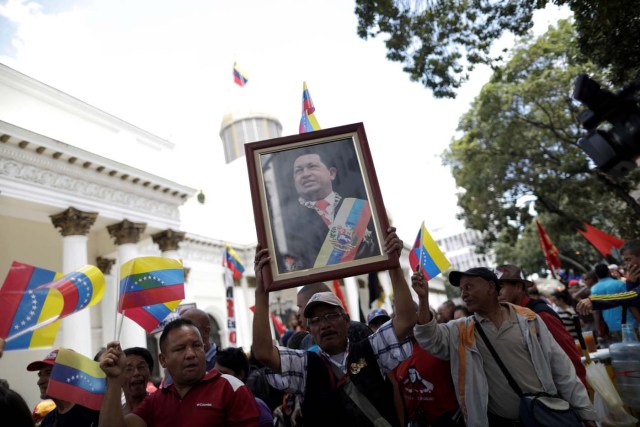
[276,146,379,272]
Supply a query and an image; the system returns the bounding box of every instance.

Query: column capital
[50,207,98,236]
[152,229,186,252]
[96,257,116,275]
[107,219,146,245]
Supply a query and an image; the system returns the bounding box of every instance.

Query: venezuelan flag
[119,257,184,310]
[0,262,64,351]
[233,62,248,87]
[225,245,245,280]
[47,348,106,411]
[299,81,320,133]
[46,265,105,317]
[409,222,451,280]
[123,300,182,334]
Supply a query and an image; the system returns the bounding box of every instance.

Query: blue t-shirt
[592,277,627,332]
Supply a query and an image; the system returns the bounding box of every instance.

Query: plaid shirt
[265,320,412,397]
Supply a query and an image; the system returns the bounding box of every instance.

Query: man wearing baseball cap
[367,308,391,332]
[496,264,587,387]
[412,266,596,426]
[26,349,100,426]
[252,227,416,426]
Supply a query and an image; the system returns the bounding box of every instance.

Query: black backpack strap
[526,298,562,322]
[474,316,523,397]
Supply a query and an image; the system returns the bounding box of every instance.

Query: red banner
[577,222,624,260]
[535,220,561,277]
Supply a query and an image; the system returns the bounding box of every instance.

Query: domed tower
[219,111,282,163]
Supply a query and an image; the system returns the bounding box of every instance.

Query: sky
[0,0,569,245]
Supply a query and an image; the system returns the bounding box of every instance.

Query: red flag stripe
[119,285,184,310]
[0,263,35,336]
[47,379,103,411]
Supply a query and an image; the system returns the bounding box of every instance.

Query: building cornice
[0,121,196,228]
[0,63,174,151]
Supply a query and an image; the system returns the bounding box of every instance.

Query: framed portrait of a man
[245,122,398,291]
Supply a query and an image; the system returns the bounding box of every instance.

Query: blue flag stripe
[51,363,106,394]
[119,268,184,293]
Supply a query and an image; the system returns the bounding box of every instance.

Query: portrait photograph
[245,123,398,291]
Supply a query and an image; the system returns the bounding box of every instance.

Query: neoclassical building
[0,63,447,407]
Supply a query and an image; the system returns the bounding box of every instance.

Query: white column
[61,235,92,356]
[117,242,148,350]
[50,207,98,358]
[344,276,360,320]
[97,257,117,347]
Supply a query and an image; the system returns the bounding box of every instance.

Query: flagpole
[4,315,60,343]
[115,262,124,342]
[419,221,425,272]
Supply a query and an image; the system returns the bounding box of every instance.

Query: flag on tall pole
[225,246,245,280]
[233,62,248,87]
[223,245,242,346]
[576,222,624,260]
[535,220,561,277]
[299,81,320,133]
[409,222,451,280]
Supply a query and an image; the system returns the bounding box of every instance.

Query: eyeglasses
[307,311,343,327]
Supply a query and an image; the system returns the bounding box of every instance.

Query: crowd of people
[2,235,640,426]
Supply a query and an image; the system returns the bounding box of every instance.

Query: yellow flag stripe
[56,348,106,378]
[421,225,451,271]
[79,265,106,307]
[120,257,183,279]
[30,321,61,349]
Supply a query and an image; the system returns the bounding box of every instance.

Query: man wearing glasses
[252,228,416,427]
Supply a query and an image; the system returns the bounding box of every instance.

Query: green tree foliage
[355,0,640,98]
[442,20,640,270]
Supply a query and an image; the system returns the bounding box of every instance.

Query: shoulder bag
[474,316,583,427]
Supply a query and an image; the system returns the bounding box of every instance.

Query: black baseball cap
[449,267,500,289]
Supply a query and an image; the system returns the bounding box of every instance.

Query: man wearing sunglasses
[252,228,416,427]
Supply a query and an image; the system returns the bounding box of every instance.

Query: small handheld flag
[123,300,182,334]
[233,62,248,87]
[47,348,106,411]
[0,262,63,350]
[299,81,320,133]
[409,222,451,280]
[0,263,105,351]
[118,257,185,311]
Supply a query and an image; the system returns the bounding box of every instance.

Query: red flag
[249,306,286,336]
[270,313,286,336]
[332,280,349,316]
[577,222,624,259]
[535,220,561,276]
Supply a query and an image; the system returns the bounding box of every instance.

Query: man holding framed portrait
[246,123,397,291]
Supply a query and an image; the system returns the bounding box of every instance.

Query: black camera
[573,74,640,177]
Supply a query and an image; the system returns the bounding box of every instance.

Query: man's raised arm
[99,342,146,427]
[385,227,417,338]
[412,269,433,325]
[252,246,282,372]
